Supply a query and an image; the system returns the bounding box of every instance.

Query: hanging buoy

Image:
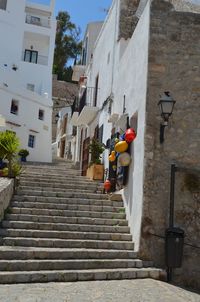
[114,141,128,153]
[109,151,116,162]
[118,152,131,166]
[104,180,111,192]
[125,128,136,143]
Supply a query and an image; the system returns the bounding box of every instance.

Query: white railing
[26,14,51,28]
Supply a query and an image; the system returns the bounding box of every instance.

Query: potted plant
[18,149,29,162]
[0,131,20,177]
[86,139,105,180]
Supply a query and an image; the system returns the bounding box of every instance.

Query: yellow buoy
[109,151,116,162]
[114,141,128,153]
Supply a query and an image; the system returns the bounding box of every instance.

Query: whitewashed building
[0,0,56,162]
[71,0,200,288]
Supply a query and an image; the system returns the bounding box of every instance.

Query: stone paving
[0,279,199,302]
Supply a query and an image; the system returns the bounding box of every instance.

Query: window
[0,0,7,10]
[24,50,38,64]
[94,74,99,107]
[27,83,35,92]
[38,109,44,121]
[30,16,41,25]
[28,135,35,148]
[10,100,19,115]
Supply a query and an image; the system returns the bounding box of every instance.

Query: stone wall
[0,178,14,221]
[140,0,200,289]
[118,0,140,39]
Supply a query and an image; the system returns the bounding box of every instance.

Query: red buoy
[125,128,136,143]
[104,179,111,192]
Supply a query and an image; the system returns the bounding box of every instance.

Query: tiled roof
[52,79,78,101]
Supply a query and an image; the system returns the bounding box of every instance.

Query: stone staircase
[0,161,163,283]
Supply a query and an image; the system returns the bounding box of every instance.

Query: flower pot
[86,164,104,180]
[20,156,27,162]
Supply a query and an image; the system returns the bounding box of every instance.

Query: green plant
[2,167,8,177]
[11,162,22,177]
[0,131,20,177]
[89,139,104,165]
[18,149,29,157]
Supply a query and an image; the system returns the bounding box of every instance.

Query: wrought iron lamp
[55,113,60,123]
[158,92,176,143]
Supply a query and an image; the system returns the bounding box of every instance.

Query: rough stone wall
[118,0,140,39]
[140,0,200,289]
[0,178,14,221]
[169,0,200,13]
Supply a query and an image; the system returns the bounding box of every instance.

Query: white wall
[0,87,52,162]
[114,2,150,251]
[0,0,56,162]
[86,0,150,250]
[83,22,103,66]
[87,0,119,113]
[56,107,75,159]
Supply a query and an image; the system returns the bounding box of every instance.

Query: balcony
[77,105,99,126]
[26,14,51,28]
[22,52,48,66]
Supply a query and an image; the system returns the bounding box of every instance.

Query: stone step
[22,167,75,173]
[23,165,74,170]
[9,207,126,220]
[0,229,132,241]
[1,237,134,250]
[15,190,108,200]
[5,214,128,226]
[17,186,97,194]
[0,259,143,272]
[19,175,90,182]
[0,268,162,284]
[19,175,96,184]
[18,181,98,190]
[22,171,82,177]
[10,201,125,214]
[0,247,137,260]
[22,165,80,171]
[12,195,123,207]
[2,221,130,234]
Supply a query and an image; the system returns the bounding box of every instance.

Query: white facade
[0,0,56,162]
[56,107,74,160]
[82,22,103,66]
[72,0,150,250]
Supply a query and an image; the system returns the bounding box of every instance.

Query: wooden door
[82,137,90,176]
[60,139,65,158]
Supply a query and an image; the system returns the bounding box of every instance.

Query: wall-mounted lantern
[158,91,176,144]
[55,113,60,123]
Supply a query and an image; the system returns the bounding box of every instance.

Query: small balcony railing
[26,14,51,28]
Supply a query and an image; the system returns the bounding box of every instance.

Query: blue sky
[32,0,112,38]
